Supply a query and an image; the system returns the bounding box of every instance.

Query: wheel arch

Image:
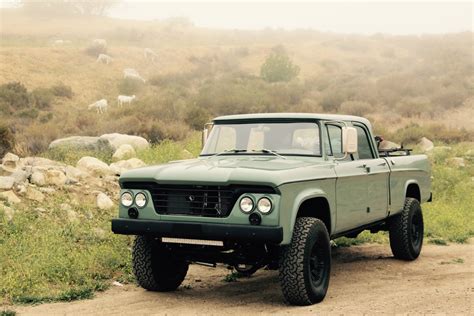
[405,180,421,202]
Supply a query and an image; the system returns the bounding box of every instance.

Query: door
[325,124,369,232]
[353,124,390,223]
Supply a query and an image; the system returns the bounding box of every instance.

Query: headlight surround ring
[121,192,133,207]
[257,197,273,214]
[135,192,148,208]
[239,196,254,213]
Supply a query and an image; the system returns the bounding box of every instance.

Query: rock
[49,136,113,152]
[109,158,146,175]
[21,157,65,168]
[77,157,112,176]
[1,203,15,221]
[100,133,149,150]
[379,140,400,150]
[38,187,56,194]
[447,157,465,168]
[0,190,21,204]
[65,165,88,184]
[97,192,114,210]
[45,170,67,186]
[0,176,15,190]
[10,169,29,185]
[418,137,434,152]
[112,144,136,161]
[25,187,45,202]
[0,153,20,175]
[112,281,124,287]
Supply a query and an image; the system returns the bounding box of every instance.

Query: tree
[260,49,300,83]
[21,0,119,16]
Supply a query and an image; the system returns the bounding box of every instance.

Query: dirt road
[14,242,474,315]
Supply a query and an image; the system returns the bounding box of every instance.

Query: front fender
[277,179,336,245]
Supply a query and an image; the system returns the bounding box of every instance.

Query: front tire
[132,235,189,291]
[279,217,331,306]
[388,198,424,261]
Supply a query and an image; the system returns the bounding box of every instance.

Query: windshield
[201,122,321,156]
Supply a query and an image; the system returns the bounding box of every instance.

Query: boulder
[48,136,113,152]
[0,176,15,190]
[379,140,400,150]
[418,137,434,152]
[447,157,465,168]
[100,133,149,150]
[1,152,20,174]
[45,170,67,186]
[109,158,146,175]
[30,171,46,186]
[97,192,114,210]
[112,144,136,161]
[25,187,45,202]
[77,157,112,176]
[10,169,29,185]
[0,190,21,204]
[65,165,88,183]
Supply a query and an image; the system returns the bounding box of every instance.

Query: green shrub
[51,83,73,98]
[0,82,30,109]
[185,107,209,130]
[260,49,300,83]
[0,122,15,157]
[117,78,143,95]
[17,108,39,119]
[31,88,54,109]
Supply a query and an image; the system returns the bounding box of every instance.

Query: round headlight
[135,192,147,208]
[257,197,272,214]
[239,196,254,213]
[121,192,133,207]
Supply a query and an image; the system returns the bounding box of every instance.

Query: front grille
[121,182,276,218]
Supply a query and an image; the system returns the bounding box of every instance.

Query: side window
[354,125,374,159]
[326,124,343,157]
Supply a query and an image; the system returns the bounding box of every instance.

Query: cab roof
[213,113,372,128]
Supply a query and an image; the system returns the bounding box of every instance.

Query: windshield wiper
[252,148,287,159]
[207,149,247,158]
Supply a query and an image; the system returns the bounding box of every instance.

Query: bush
[0,82,30,109]
[117,78,143,95]
[185,107,210,130]
[51,83,73,99]
[339,101,372,116]
[141,121,190,143]
[260,50,300,83]
[395,97,432,118]
[0,122,15,157]
[31,88,54,109]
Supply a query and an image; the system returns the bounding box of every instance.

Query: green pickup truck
[112,113,431,305]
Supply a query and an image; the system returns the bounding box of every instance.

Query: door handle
[357,164,371,173]
[377,162,387,166]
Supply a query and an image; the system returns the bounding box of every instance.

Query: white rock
[418,137,434,152]
[97,192,114,210]
[48,136,113,152]
[379,140,400,150]
[10,169,29,185]
[30,171,46,186]
[109,158,146,175]
[2,152,19,169]
[25,187,45,202]
[65,165,88,183]
[112,281,124,287]
[112,144,136,161]
[100,133,149,150]
[45,170,67,186]
[77,157,112,176]
[0,176,15,190]
[0,190,21,204]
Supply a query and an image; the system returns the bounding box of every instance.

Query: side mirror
[201,123,213,148]
[342,127,358,154]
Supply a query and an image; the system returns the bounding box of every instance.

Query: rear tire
[132,235,189,291]
[388,198,424,261]
[279,217,331,306]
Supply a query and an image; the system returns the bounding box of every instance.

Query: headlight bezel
[257,197,273,214]
[134,192,148,208]
[239,196,254,214]
[120,191,134,207]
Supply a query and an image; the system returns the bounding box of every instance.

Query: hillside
[0,9,473,156]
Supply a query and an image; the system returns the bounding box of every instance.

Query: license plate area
[161,237,224,247]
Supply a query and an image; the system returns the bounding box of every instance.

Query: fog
[107,1,472,34]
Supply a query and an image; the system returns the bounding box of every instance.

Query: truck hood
[120,156,336,187]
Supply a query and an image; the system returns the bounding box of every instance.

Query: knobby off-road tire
[389,197,424,261]
[132,235,189,291]
[279,217,331,306]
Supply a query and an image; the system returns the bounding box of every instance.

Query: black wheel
[234,264,260,277]
[279,217,331,306]
[132,235,189,291]
[389,198,424,261]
